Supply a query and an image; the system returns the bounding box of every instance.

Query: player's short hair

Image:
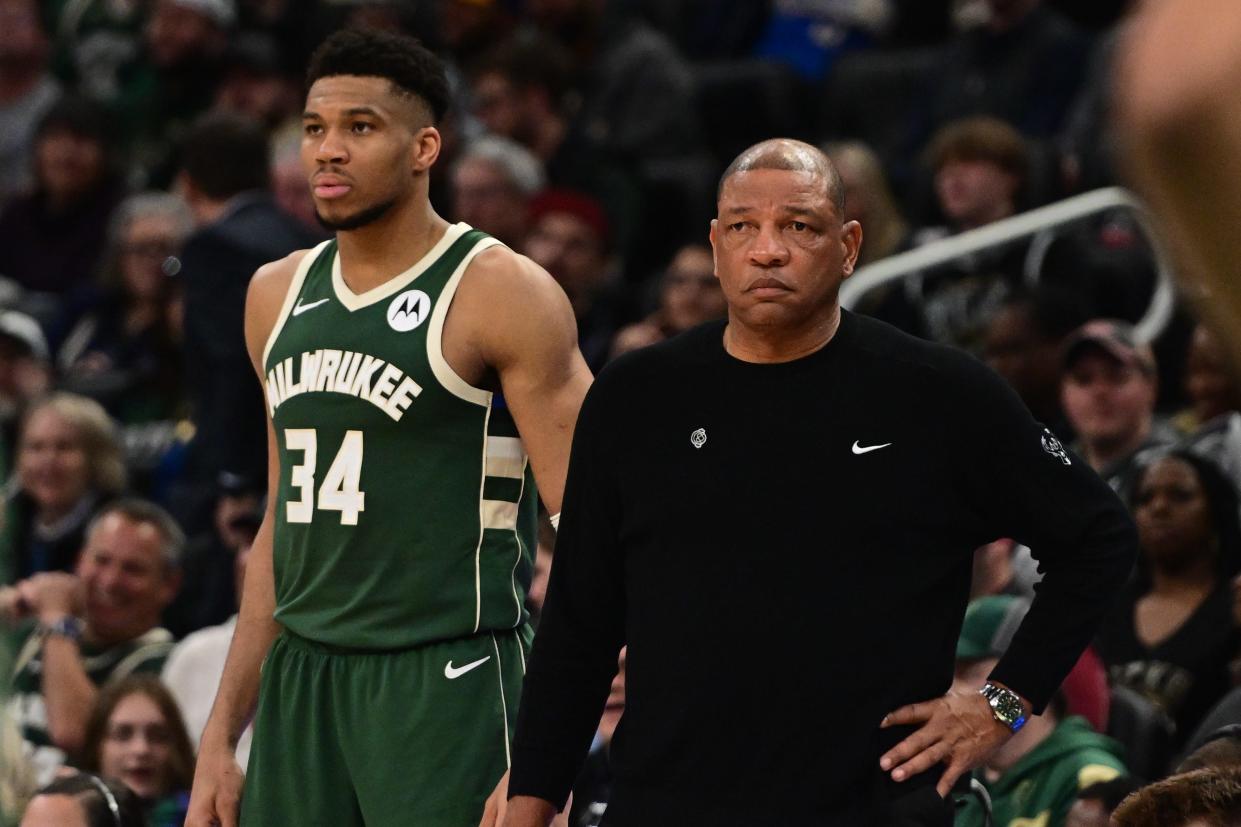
[307,28,450,124]
[717,139,846,216]
[1112,767,1241,827]
[179,111,270,199]
[87,497,187,572]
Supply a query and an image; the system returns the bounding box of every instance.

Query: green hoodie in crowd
[955,716,1127,827]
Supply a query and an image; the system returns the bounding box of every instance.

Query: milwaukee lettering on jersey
[265,349,423,421]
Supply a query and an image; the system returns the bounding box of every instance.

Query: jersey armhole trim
[261,240,332,368]
[427,236,504,407]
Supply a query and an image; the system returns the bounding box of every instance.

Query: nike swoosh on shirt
[292,297,331,316]
[444,656,491,680]
[852,441,893,455]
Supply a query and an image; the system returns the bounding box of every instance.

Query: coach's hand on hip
[879,686,1024,797]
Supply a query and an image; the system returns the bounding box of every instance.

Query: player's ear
[411,126,441,175]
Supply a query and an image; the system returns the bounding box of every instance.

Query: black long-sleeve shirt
[510,311,1136,824]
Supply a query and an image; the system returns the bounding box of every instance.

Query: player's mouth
[313,175,352,199]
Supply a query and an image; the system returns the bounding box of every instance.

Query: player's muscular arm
[187,251,304,827]
[454,247,592,514]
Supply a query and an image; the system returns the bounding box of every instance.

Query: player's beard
[316,196,399,231]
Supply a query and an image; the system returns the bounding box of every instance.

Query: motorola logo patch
[387,289,431,332]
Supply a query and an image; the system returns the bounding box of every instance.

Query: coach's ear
[411,126,441,176]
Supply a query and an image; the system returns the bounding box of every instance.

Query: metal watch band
[981,682,1027,733]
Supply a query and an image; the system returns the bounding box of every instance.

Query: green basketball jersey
[262,223,537,649]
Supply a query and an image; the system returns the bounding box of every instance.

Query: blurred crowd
[0,0,1239,825]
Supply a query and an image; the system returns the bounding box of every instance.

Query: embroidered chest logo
[387,289,431,332]
[1041,428,1071,465]
[690,428,707,449]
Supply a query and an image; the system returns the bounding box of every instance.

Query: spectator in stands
[81,676,195,826]
[59,192,192,427]
[822,141,909,268]
[1064,776,1145,827]
[923,0,1089,140]
[468,33,642,260]
[0,310,52,472]
[1112,766,1241,827]
[0,96,125,302]
[907,117,1031,346]
[1096,450,1241,751]
[175,111,316,531]
[1178,725,1241,773]
[610,243,724,358]
[451,135,546,249]
[1061,319,1173,497]
[953,595,1128,827]
[162,497,257,765]
[0,499,182,783]
[269,124,322,235]
[1,393,126,580]
[164,469,260,639]
[122,0,236,184]
[523,189,626,370]
[0,0,61,208]
[1179,323,1241,495]
[983,286,1090,439]
[211,32,300,131]
[20,773,146,827]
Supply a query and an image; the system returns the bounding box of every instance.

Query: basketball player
[185,29,591,827]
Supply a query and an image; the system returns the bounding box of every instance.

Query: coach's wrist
[500,795,558,827]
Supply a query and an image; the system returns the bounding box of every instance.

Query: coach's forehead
[718,138,844,213]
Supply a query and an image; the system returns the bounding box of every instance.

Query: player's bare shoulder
[245,248,316,363]
[450,244,579,367]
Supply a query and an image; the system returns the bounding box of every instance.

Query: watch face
[993,691,1023,724]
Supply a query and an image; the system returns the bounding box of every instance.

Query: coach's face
[302,75,440,230]
[710,169,861,332]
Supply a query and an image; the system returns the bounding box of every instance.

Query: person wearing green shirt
[954,596,1128,827]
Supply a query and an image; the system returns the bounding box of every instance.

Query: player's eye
[352,122,374,134]
[303,124,323,136]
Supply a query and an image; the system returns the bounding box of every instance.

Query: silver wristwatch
[41,615,84,644]
[980,683,1027,733]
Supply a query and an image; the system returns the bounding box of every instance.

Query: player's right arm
[186,250,306,827]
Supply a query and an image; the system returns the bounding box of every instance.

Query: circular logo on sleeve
[387,289,431,332]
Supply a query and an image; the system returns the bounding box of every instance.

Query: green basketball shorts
[240,625,531,826]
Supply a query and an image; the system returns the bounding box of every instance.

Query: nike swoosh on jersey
[292,297,331,316]
[852,441,893,455]
[444,656,491,679]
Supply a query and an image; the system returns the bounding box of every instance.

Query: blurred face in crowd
[660,245,726,333]
[1133,456,1215,573]
[0,0,48,72]
[1063,797,1111,827]
[1185,324,1241,424]
[77,513,179,644]
[215,70,299,129]
[302,75,437,232]
[524,211,605,308]
[146,0,223,68]
[119,214,179,302]
[100,690,177,800]
[471,72,532,145]
[452,155,529,247]
[1061,349,1155,451]
[935,158,1018,229]
[710,168,861,334]
[18,406,91,516]
[19,794,88,827]
[984,304,1062,413]
[36,129,104,206]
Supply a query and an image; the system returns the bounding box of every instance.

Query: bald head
[718,139,846,216]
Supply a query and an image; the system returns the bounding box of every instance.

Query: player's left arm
[468,247,593,514]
